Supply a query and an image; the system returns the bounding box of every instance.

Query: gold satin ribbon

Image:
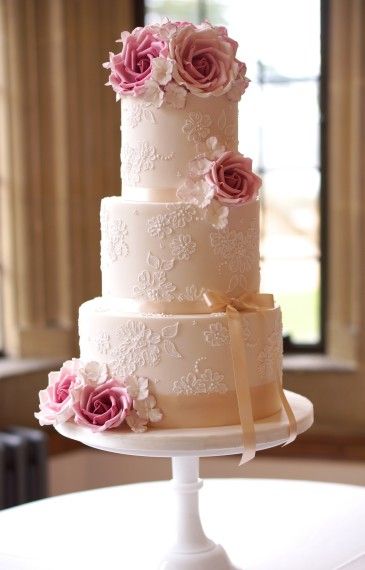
[202,290,298,464]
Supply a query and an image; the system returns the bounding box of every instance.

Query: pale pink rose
[170,24,245,97]
[104,27,168,96]
[205,151,261,205]
[35,359,81,426]
[73,379,132,432]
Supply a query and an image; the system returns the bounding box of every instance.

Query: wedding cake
[36,21,296,460]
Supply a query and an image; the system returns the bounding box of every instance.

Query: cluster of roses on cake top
[104,20,262,229]
[35,359,163,433]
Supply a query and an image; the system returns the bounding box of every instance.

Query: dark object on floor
[0,426,48,509]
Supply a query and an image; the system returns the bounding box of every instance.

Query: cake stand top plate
[55,390,313,458]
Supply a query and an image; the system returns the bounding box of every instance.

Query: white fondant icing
[209,221,259,294]
[79,298,282,394]
[101,198,260,301]
[121,94,238,193]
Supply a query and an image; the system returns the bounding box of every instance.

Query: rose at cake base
[35,19,297,463]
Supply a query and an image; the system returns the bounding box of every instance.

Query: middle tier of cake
[79,297,283,429]
[101,197,260,302]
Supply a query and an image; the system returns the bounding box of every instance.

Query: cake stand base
[56,391,313,570]
[160,545,238,570]
[160,456,239,570]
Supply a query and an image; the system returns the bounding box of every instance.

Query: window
[145,0,325,351]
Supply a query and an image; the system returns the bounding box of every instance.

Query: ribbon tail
[226,306,256,465]
[279,385,298,446]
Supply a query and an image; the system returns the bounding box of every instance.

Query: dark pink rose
[73,379,132,432]
[104,27,168,96]
[205,151,261,205]
[170,23,245,97]
[35,360,81,426]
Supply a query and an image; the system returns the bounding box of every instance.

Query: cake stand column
[159,456,239,570]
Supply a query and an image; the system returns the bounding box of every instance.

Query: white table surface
[0,478,364,570]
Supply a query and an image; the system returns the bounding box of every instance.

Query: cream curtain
[326,0,365,362]
[0,0,134,357]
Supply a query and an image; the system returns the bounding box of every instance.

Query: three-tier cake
[36,21,296,456]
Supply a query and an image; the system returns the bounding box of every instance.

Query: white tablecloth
[0,479,364,570]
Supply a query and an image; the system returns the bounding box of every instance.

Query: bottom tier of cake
[79,297,284,429]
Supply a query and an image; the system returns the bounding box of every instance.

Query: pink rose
[104,27,168,96]
[205,151,261,205]
[170,24,245,97]
[73,379,132,432]
[35,360,81,426]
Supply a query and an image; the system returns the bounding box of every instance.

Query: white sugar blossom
[164,82,187,109]
[126,410,148,433]
[134,394,163,423]
[124,375,163,432]
[176,178,214,209]
[227,77,250,102]
[205,136,226,160]
[142,79,164,107]
[78,361,109,386]
[188,156,213,177]
[149,20,182,41]
[205,200,229,229]
[151,57,174,86]
[124,375,149,400]
[62,358,82,376]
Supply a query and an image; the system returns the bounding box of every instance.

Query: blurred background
[0,0,364,506]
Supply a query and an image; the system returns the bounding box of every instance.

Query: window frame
[142,0,328,354]
[282,0,329,354]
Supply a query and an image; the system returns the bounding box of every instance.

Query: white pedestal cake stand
[56,390,313,570]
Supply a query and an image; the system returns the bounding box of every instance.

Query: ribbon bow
[203,290,297,465]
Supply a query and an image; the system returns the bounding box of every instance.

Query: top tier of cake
[121,94,238,198]
[104,21,258,209]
